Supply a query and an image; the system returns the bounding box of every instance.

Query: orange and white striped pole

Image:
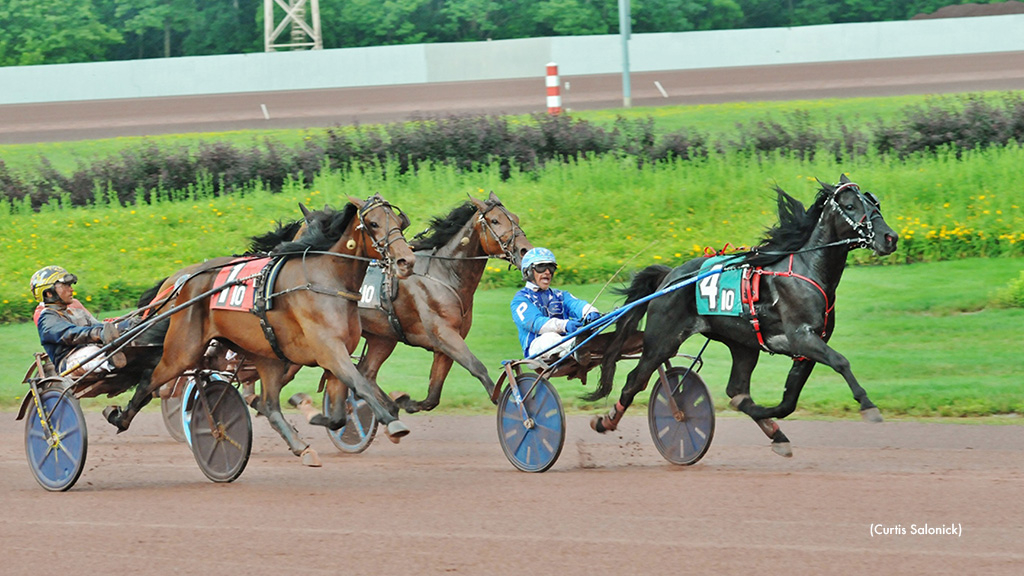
[546,62,562,115]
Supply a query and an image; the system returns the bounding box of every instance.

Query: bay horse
[107,194,416,464]
[358,191,532,412]
[253,192,532,415]
[593,175,899,457]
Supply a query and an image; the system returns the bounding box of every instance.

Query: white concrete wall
[1,14,1022,105]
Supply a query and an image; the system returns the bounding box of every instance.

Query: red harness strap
[742,254,832,357]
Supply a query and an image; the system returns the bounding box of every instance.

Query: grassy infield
[1,94,1022,420]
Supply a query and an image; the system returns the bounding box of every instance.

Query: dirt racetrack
[3,51,1024,144]
[2,409,1022,575]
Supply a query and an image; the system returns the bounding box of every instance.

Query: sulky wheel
[324,386,378,454]
[648,366,715,466]
[24,384,88,492]
[160,377,189,443]
[189,375,251,483]
[496,374,565,473]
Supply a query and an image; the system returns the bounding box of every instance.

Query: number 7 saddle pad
[209,257,276,312]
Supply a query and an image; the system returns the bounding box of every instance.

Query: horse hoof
[300,447,322,467]
[729,394,750,411]
[589,415,609,434]
[308,414,329,427]
[244,393,259,410]
[384,420,410,443]
[288,392,313,408]
[860,407,884,423]
[102,406,128,433]
[771,441,793,458]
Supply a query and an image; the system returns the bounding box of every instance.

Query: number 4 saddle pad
[696,255,758,317]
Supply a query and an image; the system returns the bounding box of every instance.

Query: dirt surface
[2,409,1022,575]
[913,1,1024,19]
[3,51,1024,144]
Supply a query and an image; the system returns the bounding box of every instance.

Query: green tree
[183,0,261,55]
[0,0,121,66]
[115,0,196,58]
[533,0,615,36]
[321,0,439,48]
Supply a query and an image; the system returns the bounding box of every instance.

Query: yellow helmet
[30,266,77,302]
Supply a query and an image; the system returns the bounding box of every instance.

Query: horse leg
[327,359,409,443]
[819,346,882,422]
[399,352,456,413]
[102,367,158,433]
[736,358,826,457]
[252,358,321,466]
[428,330,496,406]
[104,317,207,432]
[720,345,792,457]
[355,334,402,418]
[780,336,882,423]
[592,305,693,433]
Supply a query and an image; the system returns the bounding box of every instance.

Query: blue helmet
[521,247,557,282]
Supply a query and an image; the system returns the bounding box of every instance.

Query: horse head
[469,191,533,269]
[348,193,416,278]
[822,174,899,256]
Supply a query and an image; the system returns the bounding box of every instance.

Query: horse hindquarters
[593,286,700,433]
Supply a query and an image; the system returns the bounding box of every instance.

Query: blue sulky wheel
[497,374,565,473]
[648,366,716,465]
[323,387,378,454]
[24,384,88,492]
[189,376,251,483]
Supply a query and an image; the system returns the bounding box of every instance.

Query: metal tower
[264,0,323,51]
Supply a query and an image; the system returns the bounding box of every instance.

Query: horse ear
[488,191,500,202]
[469,195,489,212]
[839,174,851,184]
[299,203,312,220]
[347,195,366,210]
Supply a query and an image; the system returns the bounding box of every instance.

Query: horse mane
[247,220,305,254]
[137,278,165,308]
[410,201,483,251]
[739,184,829,268]
[271,203,358,255]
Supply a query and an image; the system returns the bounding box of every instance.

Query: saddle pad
[696,256,743,316]
[358,264,385,309]
[210,257,271,312]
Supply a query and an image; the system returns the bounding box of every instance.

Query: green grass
[2,259,1022,419]
[2,148,1023,322]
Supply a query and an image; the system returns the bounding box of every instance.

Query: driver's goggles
[56,273,78,285]
[533,264,557,274]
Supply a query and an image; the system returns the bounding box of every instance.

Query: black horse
[593,175,899,457]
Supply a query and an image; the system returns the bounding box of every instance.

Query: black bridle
[825,182,885,250]
[357,194,411,271]
[476,201,528,266]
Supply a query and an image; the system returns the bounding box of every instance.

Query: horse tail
[585,264,673,402]
[134,277,173,347]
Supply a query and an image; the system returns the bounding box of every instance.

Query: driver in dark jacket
[31,266,131,377]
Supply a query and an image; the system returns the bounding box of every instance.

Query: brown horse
[253,192,531,416]
[111,194,415,464]
[358,192,532,412]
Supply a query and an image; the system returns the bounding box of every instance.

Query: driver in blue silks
[511,247,600,359]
